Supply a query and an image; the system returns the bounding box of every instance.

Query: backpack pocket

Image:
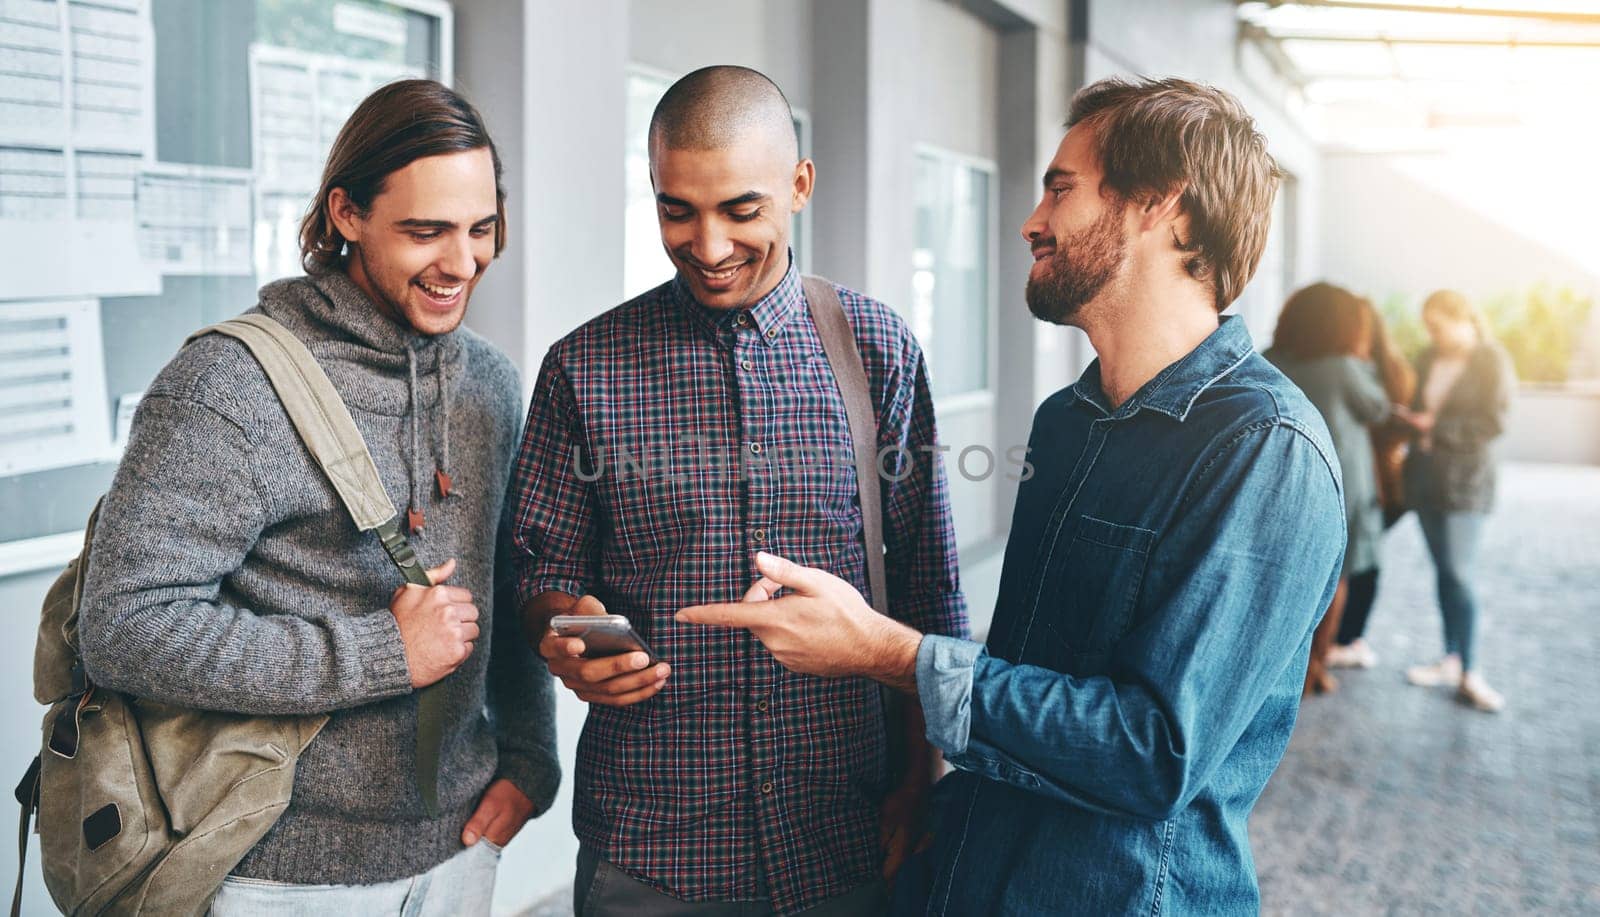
[37,690,169,915]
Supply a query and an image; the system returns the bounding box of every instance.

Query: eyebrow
[1042,168,1077,188]
[393,215,500,230]
[655,191,771,210]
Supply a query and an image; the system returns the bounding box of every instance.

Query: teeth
[418,281,463,298]
[699,265,739,280]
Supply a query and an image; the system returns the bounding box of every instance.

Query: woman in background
[1398,290,1513,713]
[1326,299,1417,669]
[1266,283,1393,695]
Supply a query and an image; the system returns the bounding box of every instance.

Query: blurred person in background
[1327,297,1416,670]
[1265,282,1394,695]
[1397,290,1513,713]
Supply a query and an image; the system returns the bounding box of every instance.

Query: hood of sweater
[254,269,463,531]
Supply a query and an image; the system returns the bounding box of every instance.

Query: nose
[440,233,476,281]
[690,217,736,267]
[1021,197,1049,244]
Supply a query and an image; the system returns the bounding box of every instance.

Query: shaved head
[649,65,798,161]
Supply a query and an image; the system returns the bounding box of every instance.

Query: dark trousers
[574,846,887,917]
[1335,567,1381,645]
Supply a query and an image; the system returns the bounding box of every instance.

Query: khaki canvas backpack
[12,314,446,916]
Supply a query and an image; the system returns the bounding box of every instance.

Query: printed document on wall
[137,163,255,275]
[0,0,157,301]
[0,299,112,476]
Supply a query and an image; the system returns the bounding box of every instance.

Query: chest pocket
[1041,515,1156,661]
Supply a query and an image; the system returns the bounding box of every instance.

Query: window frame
[912,142,1000,412]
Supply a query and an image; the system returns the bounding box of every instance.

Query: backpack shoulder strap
[187,315,428,585]
[187,314,447,814]
[191,315,390,532]
[800,276,888,616]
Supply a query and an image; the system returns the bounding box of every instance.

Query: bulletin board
[0,0,452,574]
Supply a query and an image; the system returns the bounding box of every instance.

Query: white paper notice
[0,298,112,476]
[137,163,254,275]
[0,0,157,301]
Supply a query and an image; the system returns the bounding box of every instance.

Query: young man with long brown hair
[77,80,557,914]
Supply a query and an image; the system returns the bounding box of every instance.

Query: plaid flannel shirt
[509,264,967,913]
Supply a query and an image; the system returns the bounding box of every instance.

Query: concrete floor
[1252,462,1600,915]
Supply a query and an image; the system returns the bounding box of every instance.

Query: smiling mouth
[414,279,465,307]
[690,260,751,286]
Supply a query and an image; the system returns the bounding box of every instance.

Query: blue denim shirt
[905,317,1345,915]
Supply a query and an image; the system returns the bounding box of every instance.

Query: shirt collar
[671,254,802,349]
[1065,315,1255,421]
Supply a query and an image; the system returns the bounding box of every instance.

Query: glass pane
[913,151,992,398]
[623,72,674,299]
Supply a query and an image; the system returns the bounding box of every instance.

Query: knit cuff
[517,573,588,612]
[496,747,562,817]
[351,609,414,697]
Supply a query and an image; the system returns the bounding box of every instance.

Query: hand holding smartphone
[549,614,658,663]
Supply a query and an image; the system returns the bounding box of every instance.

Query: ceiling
[1236,1,1600,150]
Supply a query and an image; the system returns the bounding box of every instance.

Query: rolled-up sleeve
[880,344,968,639]
[916,634,983,753]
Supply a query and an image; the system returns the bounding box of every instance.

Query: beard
[1025,203,1126,326]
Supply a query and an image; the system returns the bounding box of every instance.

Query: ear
[791,159,815,214]
[326,187,365,246]
[1138,184,1185,235]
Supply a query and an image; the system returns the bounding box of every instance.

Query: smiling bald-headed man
[507,66,968,916]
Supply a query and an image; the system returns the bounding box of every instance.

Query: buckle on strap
[374,517,429,587]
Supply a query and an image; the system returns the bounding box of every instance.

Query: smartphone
[549,614,658,662]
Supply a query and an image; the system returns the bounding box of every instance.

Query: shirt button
[736,312,751,327]
[766,328,778,339]
[752,528,766,543]
[755,698,769,713]
[749,442,763,455]
[741,358,754,371]
[760,780,774,795]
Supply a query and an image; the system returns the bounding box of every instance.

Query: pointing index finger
[677,602,769,629]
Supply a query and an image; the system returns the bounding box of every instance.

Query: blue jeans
[208,839,501,916]
[1416,509,1486,672]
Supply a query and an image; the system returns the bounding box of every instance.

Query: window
[622,68,812,300]
[912,148,994,400]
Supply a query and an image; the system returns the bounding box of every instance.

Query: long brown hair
[299,79,506,273]
[1363,297,1415,404]
[1271,282,1372,360]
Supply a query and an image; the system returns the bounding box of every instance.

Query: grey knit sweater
[77,270,559,885]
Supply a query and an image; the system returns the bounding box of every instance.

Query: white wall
[627,0,814,111]
[1318,152,1600,308]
